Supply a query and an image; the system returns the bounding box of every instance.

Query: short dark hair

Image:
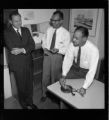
[9,11,21,20]
[53,10,64,20]
[74,26,89,38]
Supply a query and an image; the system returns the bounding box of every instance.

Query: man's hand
[59,76,66,87]
[50,48,59,54]
[11,48,24,55]
[77,87,86,97]
[44,48,48,51]
[44,48,52,56]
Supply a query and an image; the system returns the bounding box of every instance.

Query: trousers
[66,65,89,79]
[12,62,33,106]
[42,53,63,96]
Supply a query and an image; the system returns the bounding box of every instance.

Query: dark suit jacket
[4,26,35,71]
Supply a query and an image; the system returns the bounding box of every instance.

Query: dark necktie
[76,46,81,67]
[50,29,56,50]
[17,30,22,40]
[73,47,81,71]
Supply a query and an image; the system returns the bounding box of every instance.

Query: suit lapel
[10,26,17,35]
[9,26,23,44]
[12,26,23,41]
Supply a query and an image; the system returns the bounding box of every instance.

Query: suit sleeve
[24,28,35,54]
[4,30,14,51]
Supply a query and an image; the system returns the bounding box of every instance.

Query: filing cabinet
[32,48,44,87]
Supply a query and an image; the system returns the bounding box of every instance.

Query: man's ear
[83,37,87,42]
[49,21,52,26]
[60,19,63,25]
[8,20,12,25]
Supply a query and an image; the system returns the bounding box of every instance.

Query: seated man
[59,26,99,97]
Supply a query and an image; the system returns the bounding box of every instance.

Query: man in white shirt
[41,11,70,102]
[59,26,99,97]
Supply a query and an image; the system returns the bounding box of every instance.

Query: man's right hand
[59,76,66,87]
[44,48,48,51]
[44,48,49,53]
[44,48,52,56]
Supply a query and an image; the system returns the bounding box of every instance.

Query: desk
[47,79,104,109]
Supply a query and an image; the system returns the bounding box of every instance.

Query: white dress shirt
[42,26,70,55]
[13,26,26,54]
[62,40,99,89]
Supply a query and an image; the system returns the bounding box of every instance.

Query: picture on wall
[69,9,99,37]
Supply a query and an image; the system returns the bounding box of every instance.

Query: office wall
[58,9,70,30]
[88,9,104,59]
[97,10,104,59]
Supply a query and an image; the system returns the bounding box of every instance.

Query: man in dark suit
[4,11,38,109]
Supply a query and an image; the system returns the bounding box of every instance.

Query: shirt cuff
[82,84,88,89]
[58,49,65,55]
[62,72,67,77]
[23,48,26,54]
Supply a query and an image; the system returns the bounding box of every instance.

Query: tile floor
[4,83,60,109]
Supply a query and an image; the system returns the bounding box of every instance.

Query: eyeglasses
[50,19,61,22]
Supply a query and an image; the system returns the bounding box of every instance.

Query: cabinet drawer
[32,48,44,58]
[33,72,42,86]
[33,57,43,73]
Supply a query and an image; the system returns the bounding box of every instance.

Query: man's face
[11,15,22,29]
[72,30,84,47]
[50,14,63,29]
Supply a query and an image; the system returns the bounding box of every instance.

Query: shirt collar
[12,26,21,32]
[52,26,62,31]
[72,40,88,49]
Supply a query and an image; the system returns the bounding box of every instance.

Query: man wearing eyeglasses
[41,10,70,102]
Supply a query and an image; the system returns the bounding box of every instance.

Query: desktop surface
[47,79,104,109]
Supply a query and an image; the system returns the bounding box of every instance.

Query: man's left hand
[77,87,86,97]
[50,48,59,54]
